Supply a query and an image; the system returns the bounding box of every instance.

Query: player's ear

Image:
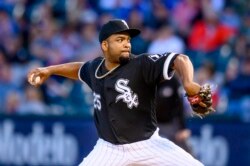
[101,41,108,51]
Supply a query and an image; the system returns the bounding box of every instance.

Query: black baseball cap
[99,19,141,43]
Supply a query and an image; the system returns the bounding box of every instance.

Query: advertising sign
[0,115,98,166]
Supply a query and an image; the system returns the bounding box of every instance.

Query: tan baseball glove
[186,84,215,118]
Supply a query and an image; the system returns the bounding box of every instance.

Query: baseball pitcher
[28,19,214,166]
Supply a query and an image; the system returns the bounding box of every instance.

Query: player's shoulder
[90,56,103,64]
[84,56,103,67]
[132,53,155,60]
[80,57,103,75]
[134,52,176,62]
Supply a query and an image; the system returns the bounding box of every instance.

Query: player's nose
[124,41,131,49]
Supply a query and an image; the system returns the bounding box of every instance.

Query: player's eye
[117,38,123,42]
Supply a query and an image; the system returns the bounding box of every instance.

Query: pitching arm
[171,54,200,96]
[27,62,84,86]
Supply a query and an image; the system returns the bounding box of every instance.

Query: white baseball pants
[79,129,203,166]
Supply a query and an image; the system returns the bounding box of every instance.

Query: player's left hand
[186,84,216,118]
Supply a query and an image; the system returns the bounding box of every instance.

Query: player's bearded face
[107,34,132,65]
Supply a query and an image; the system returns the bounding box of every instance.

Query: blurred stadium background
[0,0,250,165]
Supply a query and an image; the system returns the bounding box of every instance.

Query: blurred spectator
[67,82,94,116]
[4,90,21,114]
[156,76,192,154]
[0,53,17,112]
[98,0,134,19]
[171,0,200,40]
[240,13,250,41]
[97,12,114,27]
[148,24,185,54]
[29,5,59,65]
[224,34,249,84]
[76,22,101,61]
[18,85,47,115]
[0,7,30,64]
[3,34,30,63]
[207,0,225,13]
[0,46,7,65]
[163,0,181,10]
[222,34,250,118]
[220,6,241,30]
[225,57,250,99]
[42,77,73,114]
[0,8,18,44]
[146,0,170,29]
[195,61,216,85]
[195,61,220,110]
[53,24,80,62]
[30,2,54,25]
[128,8,152,54]
[187,8,235,53]
[186,5,236,69]
[66,0,98,25]
[98,0,134,12]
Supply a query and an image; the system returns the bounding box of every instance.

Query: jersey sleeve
[141,52,179,85]
[78,61,92,88]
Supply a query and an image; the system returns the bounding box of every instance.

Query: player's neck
[104,60,120,71]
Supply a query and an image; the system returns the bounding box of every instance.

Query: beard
[119,54,131,65]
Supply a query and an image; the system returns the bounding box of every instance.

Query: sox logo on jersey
[115,79,139,109]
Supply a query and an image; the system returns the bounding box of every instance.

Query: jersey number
[93,92,101,111]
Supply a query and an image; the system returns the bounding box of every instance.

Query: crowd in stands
[0,0,249,120]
